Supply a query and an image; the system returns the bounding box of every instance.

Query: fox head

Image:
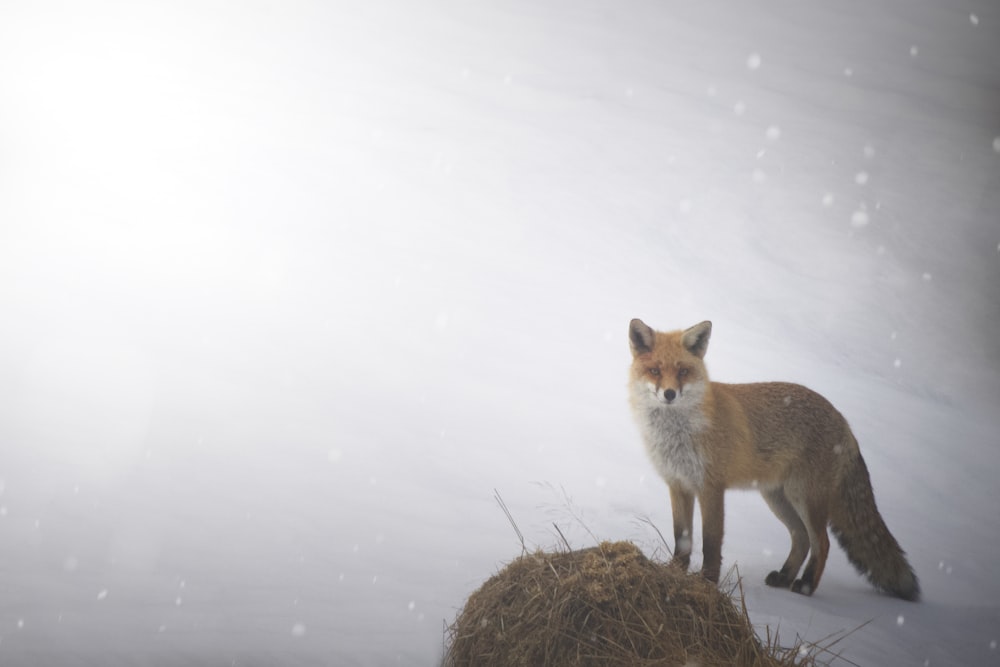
[628,319,712,407]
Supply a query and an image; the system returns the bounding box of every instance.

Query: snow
[1,0,999,665]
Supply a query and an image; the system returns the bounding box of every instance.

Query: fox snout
[648,380,704,407]
[648,384,679,404]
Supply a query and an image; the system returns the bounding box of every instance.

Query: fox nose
[663,388,676,403]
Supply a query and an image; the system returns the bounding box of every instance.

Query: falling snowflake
[851,208,870,228]
[970,14,979,25]
[822,193,834,207]
[97,589,109,601]
[747,53,762,70]
[292,623,306,637]
[937,561,954,575]
[855,171,869,185]
[765,125,781,141]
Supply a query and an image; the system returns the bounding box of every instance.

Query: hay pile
[444,541,810,667]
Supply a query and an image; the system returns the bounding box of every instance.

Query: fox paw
[669,555,690,571]
[790,579,814,596]
[765,571,792,588]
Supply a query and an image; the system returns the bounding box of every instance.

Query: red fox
[628,319,919,600]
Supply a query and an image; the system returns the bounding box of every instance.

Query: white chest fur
[631,382,708,491]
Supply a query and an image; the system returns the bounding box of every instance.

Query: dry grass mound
[444,541,812,667]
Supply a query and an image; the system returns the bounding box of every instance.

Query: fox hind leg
[790,501,830,596]
[761,487,810,589]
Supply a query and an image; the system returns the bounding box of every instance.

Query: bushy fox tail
[830,451,920,601]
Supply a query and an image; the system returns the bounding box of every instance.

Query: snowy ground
[1,0,999,665]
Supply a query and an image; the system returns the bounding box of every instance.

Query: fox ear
[682,321,712,358]
[629,319,656,356]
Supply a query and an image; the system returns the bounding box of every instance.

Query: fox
[628,318,919,600]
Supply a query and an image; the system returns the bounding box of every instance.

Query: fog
[1,1,999,665]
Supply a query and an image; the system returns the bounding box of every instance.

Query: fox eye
[648,367,661,377]
[678,368,689,378]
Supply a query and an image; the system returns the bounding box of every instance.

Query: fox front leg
[699,485,726,583]
[669,484,695,569]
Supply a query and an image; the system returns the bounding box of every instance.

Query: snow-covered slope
[1,1,998,665]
